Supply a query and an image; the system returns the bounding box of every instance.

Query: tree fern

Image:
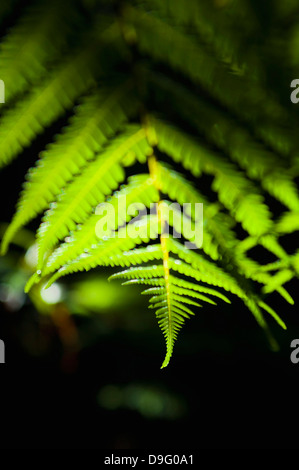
[1,0,299,367]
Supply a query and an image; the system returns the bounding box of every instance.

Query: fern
[1,0,299,367]
[1,83,139,254]
[0,0,81,104]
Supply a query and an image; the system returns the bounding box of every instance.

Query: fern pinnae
[0,0,76,105]
[276,211,299,234]
[36,126,152,271]
[262,269,294,295]
[151,74,299,211]
[141,287,165,296]
[153,118,273,237]
[0,14,125,170]
[257,301,287,330]
[43,215,160,288]
[0,44,99,170]
[153,293,203,308]
[42,175,158,275]
[1,83,138,255]
[107,245,163,268]
[123,278,166,288]
[137,0,261,77]
[128,4,287,136]
[1,0,298,367]
[169,284,228,304]
[109,265,165,281]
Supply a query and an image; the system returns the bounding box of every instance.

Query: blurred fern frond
[1,0,299,367]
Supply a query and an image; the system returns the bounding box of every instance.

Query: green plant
[1,0,299,368]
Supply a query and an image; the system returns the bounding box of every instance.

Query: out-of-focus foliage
[98,383,186,419]
[1,0,299,367]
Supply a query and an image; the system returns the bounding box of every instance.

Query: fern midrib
[160,225,172,368]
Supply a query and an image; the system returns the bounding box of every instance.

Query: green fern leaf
[41,174,158,276]
[1,82,138,254]
[36,126,152,271]
[153,118,273,237]
[0,0,78,104]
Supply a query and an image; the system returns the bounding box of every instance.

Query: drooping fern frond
[148,73,299,212]
[152,118,273,237]
[35,125,152,271]
[1,82,139,254]
[40,174,159,276]
[1,0,299,367]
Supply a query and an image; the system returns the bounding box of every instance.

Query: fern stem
[148,152,173,368]
[158,201,172,369]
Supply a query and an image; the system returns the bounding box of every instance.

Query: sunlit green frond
[1,0,298,368]
[109,265,165,281]
[169,284,229,304]
[1,83,139,254]
[258,301,286,330]
[141,287,165,296]
[149,74,299,211]
[155,161,207,208]
[123,278,166,288]
[154,160,237,252]
[166,258,246,300]
[153,118,273,237]
[0,47,96,170]
[277,211,299,234]
[108,245,163,267]
[36,126,152,271]
[262,269,294,295]
[39,215,160,289]
[166,237,240,295]
[41,174,158,275]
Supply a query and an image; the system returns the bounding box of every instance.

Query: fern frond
[0,47,96,170]
[148,293,203,308]
[257,301,287,330]
[1,0,297,367]
[262,269,294,295]
[168,284,230,305]
[39,215,160,289]
[0,18,124,170]
[122,278,166,288]
[0,0,78,104]
[136,0,259,74]
[277,212,299,234]
[109,265,165,281]
[127,4,287,137]
[41,174,158,275]
[153,118,273,237]
[1,82,138,254]
[165,237,240,296]
[108,245,163,267]
[149,73,299,211]
[35,126,152,271]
